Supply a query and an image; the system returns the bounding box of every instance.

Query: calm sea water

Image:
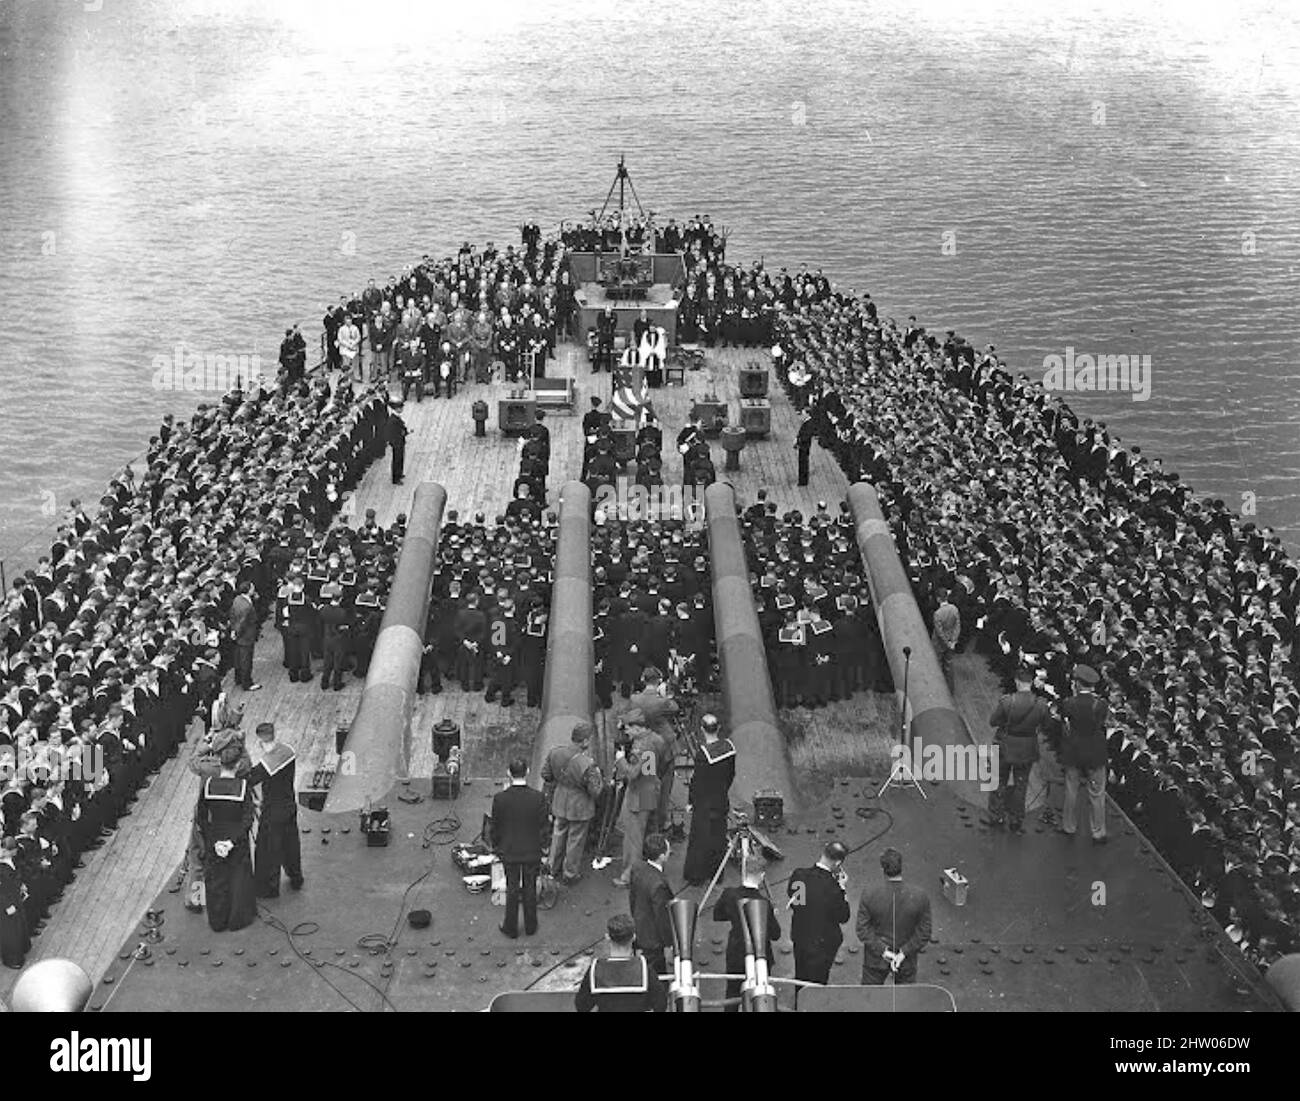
[2,0,1299,567]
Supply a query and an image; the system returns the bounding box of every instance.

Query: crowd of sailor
[0,376,392,966]
[738,493,891,709]
[589,510,714,707]
[423,511,556,708]
[766,287,1299,965]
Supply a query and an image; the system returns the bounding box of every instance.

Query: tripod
[696,823,745,917]
[878,645,927,799]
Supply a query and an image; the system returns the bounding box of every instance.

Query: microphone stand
[878,645,926,798]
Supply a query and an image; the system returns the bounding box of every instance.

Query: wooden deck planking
[1,337,858,997]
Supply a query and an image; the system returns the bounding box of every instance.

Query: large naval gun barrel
[847,483,966,751]
[703,483,795,807]
[326,483,446,813]
[533,481,597,774]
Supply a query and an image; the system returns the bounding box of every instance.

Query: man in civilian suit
[856,847,932,985]
[786,840,851,984]
[628,833,674,979]
[490,757,549,939]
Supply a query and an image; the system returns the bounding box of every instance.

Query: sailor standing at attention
[388,399,409,485]
[246,722,304,899]
[682,714,735,885]
[198,743,257,933]
[0,836,30,969]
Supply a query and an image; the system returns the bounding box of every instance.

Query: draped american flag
[610,375,650,423]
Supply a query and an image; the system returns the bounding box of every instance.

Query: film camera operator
[611,710,667,888]
[628,667,682,832]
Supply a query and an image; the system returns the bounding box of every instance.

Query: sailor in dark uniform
[575,912,668,1013]
[683,714,735,885]
[197,742,257,933]
[352,578,385,676]
[774,606,805,708]
[387,400,408,485]
[318,583,351,691]
[246,722,303,898]
[282,574,315,684]
[0,836,30,968]
[583,396,610,440]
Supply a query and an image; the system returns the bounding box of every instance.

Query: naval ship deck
[0,341,1279,1012]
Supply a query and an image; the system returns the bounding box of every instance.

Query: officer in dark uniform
[485,597,521,707]
[387,400,409,485]
[593,606,613,710]
[352,578,384,676]
[795,409,817,486]
[197,743,256,933]
[0,836,29,969]
[454,591,488,690]
[246,722,303,898]
[594,306,618,373]
[683,714,735,885]
[831,593,867,698]
[520,604,547,708]
[575,912,668,1012]
[318,583,351,691]
[676,415,704,470]
[585,440,617,498]
[805,611,835,706]
[612,595,649,698]
[786,840,851,984]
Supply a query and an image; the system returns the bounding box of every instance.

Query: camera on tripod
[725,810,784,863]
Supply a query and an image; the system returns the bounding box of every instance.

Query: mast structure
[597,154,646,223]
